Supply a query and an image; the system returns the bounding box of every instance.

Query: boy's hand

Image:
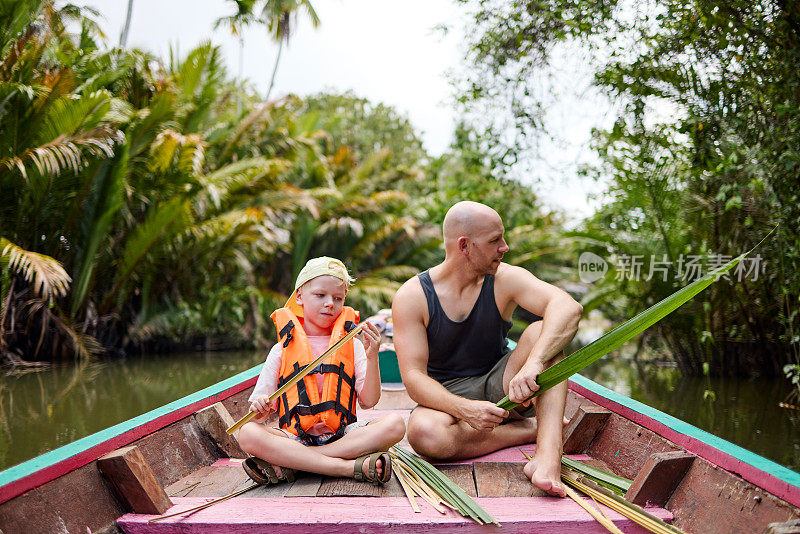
[249,395,276,423]
[359,321,382,360]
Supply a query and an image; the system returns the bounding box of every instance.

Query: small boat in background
[0,344,798,533]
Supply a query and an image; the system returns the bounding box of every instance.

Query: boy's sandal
[242,456,296,485]
[353,451,392,486]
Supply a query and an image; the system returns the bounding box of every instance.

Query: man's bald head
[442,201,503,246]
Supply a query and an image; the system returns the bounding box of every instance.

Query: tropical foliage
[0,3,366,358]
[0,1,559,362]
[456,0,800,380]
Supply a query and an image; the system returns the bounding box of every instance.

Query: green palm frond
[174,41,214,99]
[0,14,39,81]
[0,81,41,122]
[1,125,124,179]
[172,42,226,131]
[497,230,774,409]
[149,129,207,175]
[127,92,177,157]
[217,100,275,165]
[196,157,291,212]
[70,142,129,315]
[100,197,193,313]
[348,265,419,311]
[184,209,283,261]
[357,264,419,282]
[127,305,199,343]
[347,147,392,185]
[350,216,417,259]
[317,217,364,238]
[336,190,408,215]
[255,183,318,217]
[37,91,130,141]
[0,238,71,299]
[0,0,46,57]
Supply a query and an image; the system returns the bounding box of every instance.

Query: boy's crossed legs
[238,413,406,480]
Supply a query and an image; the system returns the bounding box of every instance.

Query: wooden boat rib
[0,362,798,533]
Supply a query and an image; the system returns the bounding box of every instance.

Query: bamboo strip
[226,322,365,434]
[393,463,422,513]
[521,448,669,534]
[561,455,632,494]
[561,469,685,534]
[391,446,497,525]
[148,483,260,523]
[394,461,447,513]
[564,485,624,534]
[397,462,453,511]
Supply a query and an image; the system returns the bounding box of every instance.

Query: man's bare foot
[523,456,566,497]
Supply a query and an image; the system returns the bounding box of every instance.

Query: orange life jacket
[270,306,360,446]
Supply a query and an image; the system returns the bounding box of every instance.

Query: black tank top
[418,270,513,382]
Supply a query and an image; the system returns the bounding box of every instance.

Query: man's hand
[457,399,509,431]
[249,395,276,423]
[508,359,545,407]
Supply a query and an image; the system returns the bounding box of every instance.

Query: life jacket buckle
[280,320,294,348]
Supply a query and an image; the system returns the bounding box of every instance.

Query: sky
[78,0,611,218]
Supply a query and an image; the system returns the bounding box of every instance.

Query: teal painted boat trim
[378,349,402,383]
[0,364,262,492]
[570,373,800,490]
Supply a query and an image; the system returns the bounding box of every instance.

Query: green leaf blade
[497,227,775,410]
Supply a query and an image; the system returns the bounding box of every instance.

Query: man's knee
[407,411,457,459]
[519,320,543,346]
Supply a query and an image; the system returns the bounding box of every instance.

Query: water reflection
[582,358,800,472]
[0,351,263,470]
[1,351,798,475]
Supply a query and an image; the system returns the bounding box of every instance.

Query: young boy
[237,257,406,485]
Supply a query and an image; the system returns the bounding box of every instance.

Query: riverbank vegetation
[455,0,800,384]
[0,1,561,363]
[1,1,798,395]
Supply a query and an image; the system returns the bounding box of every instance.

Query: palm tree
[216,0,320,100]
[119,0,134,47]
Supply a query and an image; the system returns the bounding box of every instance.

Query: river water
[1,351,798,473]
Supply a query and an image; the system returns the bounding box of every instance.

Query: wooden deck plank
[284,474,323,497]
[316,473,405,497]
[164,466,216,498]
[474,462,548,497]
[245,482,292,498]
[436,464,477,498]
[165,465,253,499]
[317,476,380,497]
[118,496,675,533]
[371,389,416,410]
[188,467,250,498]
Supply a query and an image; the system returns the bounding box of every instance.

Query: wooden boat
[1,349,799,534]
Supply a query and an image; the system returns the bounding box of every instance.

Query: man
[392,201,583,496]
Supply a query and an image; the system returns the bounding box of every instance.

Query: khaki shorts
[439,349,537,420]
